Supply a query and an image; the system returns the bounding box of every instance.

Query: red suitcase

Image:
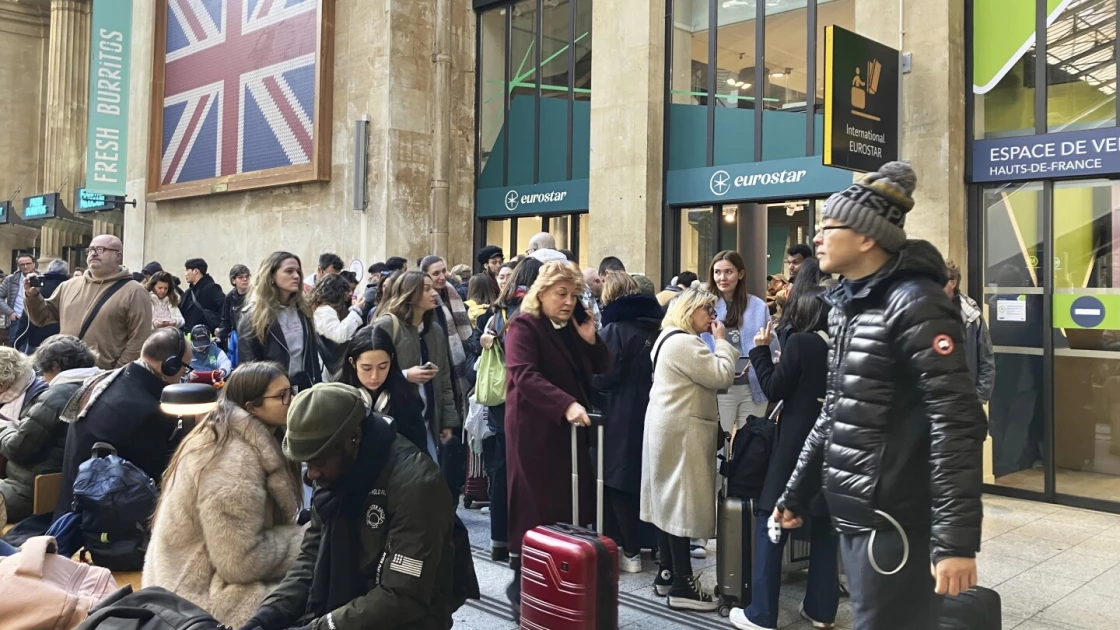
[519,418,619,629]
[463,448,490,509]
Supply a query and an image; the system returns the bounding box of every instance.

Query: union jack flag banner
[152,0,330,197]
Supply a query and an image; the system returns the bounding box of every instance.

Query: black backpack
[719,403,780,500]
[72,442,159,571]
[76,587,230,630]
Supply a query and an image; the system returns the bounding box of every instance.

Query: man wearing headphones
[53,328,192,519]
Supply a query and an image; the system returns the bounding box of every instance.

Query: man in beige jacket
[24,234,152,369]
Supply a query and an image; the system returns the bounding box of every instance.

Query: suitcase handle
[570,413,605,533]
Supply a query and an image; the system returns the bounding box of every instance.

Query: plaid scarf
[439,288,472,370]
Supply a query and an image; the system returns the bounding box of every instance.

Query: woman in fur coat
[143,362,304,627]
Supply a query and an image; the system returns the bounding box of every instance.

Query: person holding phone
[641,287,738,612]
[371,271,459,464]
[501,261,610,621]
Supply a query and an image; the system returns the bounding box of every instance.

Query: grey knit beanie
[822,161,917,253]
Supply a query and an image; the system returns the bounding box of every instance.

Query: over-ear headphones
[161,328,187,377]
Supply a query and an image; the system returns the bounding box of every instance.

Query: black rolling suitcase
[939,586,1001,630]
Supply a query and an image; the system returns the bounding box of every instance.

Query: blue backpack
[67,442,159,571]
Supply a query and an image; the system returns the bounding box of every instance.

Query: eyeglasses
[817,225,855,236]
[88,246,121,255]
[261,387,297,406]
[705,304,717,316]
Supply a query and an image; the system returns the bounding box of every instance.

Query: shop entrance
[480,212,590,268]
[671,199,819,286]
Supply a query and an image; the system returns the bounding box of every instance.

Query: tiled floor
[455,494,1120,629]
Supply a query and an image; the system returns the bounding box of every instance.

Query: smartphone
[421,361,439,371]
[27,275,41,288]
[573,300,589,325]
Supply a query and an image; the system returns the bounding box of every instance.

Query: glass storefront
[475,0,593,266]
[971,0,1120,510]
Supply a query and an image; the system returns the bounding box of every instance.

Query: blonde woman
[641,287,737,612]
[144,362,303,627]
[236,252,322,390]
[502,260,611,617]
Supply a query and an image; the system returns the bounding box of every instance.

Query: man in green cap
[240,382,457,630]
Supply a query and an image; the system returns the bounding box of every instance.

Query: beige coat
[640,327,738,539]
[142,406,304,627]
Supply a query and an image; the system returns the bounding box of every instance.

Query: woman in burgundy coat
[503,261,611,616]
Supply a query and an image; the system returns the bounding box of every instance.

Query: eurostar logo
[504,190,519,211]
[709,170,731,196]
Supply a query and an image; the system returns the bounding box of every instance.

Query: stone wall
[0,0,50,262]
[124,0,477,278]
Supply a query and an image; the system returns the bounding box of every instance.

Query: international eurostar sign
[84,0,133,197]
[972,127,1120,183]
[476,179,588,218]
[823,26,899,172]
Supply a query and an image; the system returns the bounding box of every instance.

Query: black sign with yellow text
[823,26,899,172]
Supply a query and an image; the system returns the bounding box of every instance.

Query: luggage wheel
[718,604,731,617]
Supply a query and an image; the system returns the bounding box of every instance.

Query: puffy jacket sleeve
[0,394,56,464]
[314,305,363,344]
[0,275,15,318]
[313,455,453,630]
[890,289,988,564]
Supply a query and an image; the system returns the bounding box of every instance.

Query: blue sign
[666,156,855,206]
[973,127,1120,183]
[1070,295,1107,328]
[0,201,8,225]
[477,179,588,218]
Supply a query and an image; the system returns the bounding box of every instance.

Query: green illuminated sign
[21,193,62,220]
[77,188,124,212]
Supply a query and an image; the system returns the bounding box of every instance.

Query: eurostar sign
[478,179,588,218]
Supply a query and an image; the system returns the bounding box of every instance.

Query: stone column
[43,0,91,201]
[855,0,967,266]
[588,0,665,285]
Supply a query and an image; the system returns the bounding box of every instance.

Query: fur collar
[601,293,665,327]
[224,405,302,519]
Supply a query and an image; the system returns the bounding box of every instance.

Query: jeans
[483,433,508,549]
[0,538,17,556]
[717,384,768,433]
[745,516,839,628]
[840,526,942,630]
[604,487,641,557]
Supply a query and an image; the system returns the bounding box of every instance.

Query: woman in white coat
[641,287,737,613]
[143,362,304,627]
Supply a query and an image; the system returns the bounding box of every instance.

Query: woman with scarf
[240,383,459,630]
[474,257,543,563]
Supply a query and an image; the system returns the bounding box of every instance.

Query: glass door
[1052,180,1120,503]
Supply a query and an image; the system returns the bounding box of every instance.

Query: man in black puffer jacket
[769,162,987,630]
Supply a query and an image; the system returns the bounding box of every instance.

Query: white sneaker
[480,506,490,514]
[799,603,834,629]
[619,552,643,574]
[729,608,776,630]
[690,544,707,559]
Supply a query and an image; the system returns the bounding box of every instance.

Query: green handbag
[475,341,507,406]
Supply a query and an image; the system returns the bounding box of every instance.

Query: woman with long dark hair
[236,252,322,390]
[337,326,428,455]
[147,271,185,330]
[370,271,458,461]
[310,273,365,376]
[731,283,838,630]
[144,362,302,627]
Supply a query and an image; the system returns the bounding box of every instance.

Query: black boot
[506,555,522,623]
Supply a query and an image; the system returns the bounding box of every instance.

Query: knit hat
[476,245,504,266]
[822,161,917,253]
[630,273,656,296]
[529,248,567,264]
[283,383,367,462]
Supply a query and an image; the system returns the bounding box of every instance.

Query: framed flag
[147,0,335,200]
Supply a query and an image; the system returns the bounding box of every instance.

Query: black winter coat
[13,272,67,352]
[54,363,176,519]
[181,274,225,332]
[593,294,662,494]
[777,240,988,564]
[749,331,829,516]
[236,305,323,391]
[217,288,246,345]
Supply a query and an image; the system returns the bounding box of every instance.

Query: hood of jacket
[52,366,102,386]
[83,266,135,284]
[826,239,948,309]
[601,293,664,327]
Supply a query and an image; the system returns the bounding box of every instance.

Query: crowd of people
[0,161,996,630]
